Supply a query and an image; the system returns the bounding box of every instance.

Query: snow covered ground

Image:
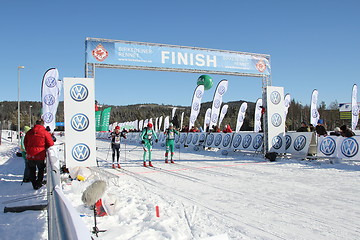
[1,135,360,239]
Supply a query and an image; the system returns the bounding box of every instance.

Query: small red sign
[256,60,266,73]
[92,44,109,62]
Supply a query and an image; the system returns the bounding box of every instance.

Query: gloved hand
[141,140,145,144]
[155,139,158,143]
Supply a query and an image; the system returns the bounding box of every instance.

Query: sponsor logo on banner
[253,134,263,149]
[192,102,200,111]
[71,113,89,132]
[242,134,252,149]
[44,94,55,106]
[285,135,292,150]
[199,133,206,142]
[238,115,244,122]
[45,76,57,88]
[294,135,306,151]
[241,105,247,113]
[211,113,218,123]
[195,90,203,98]
[312,109,319,118]
[192,134,199,144]
[214,99,221,109]
[72,143,91,161]
[284,98,290,108]
[214,134,222,147]
[43,112,54,123]
[70,84,89,102]
[175,134,180,143]
[190,115,197,123]
[352,105,359,116]
[187,134,193,144]
[320,137,336,156]
[256,60,266,72]
[270,91,281,105]
[256,113,261,121]
[180,134,186,144]
[271,113,282,127]
[223,134,231,147]
[207,134,214,145]
[341,138,359,157]
[233,135,242,148]
[218,86,226,96]
[272,136,282,149]
[92,44,109,62]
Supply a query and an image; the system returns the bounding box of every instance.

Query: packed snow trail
[63,139,360,240]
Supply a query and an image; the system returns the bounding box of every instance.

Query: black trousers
[112,144,120,162]
[28,160,46,189]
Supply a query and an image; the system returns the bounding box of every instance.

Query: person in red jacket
[223,124,233,133]
[24,119,54,190]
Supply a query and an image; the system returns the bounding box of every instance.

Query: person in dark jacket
[297,122,310,132]
[340,125,355,137]
[315,119,327,136]
[109,126,127,168]
[24,119,54,190]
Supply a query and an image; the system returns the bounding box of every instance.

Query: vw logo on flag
[211,113,218,123]
[207,134,214,146]
[285,135,292,150]
[294,135,306,151]
[43,112,54,123]
[44,94,55,106]
[233,135,242,148]
[312,109,318,118]
[256,113,261,121]
[214,134,222,146]
[70,84,88,102]
[271,113,282,127]
[71,113,89,132]
[214,99,221,109]
[253,134,263,150]
[242,134,252,149]
[238,115,244,122]
[180,134,187,144]
[241,105,247,113]
[45,76,57,88]
[218,86,226,95]
[272,136,282,150]
[270,91,281,105]
[195,90,203,98]
[175,134,180,143]
[319,137,336,156]
[187,134,193,144]
[352,105,359,116]
[192,102,200,111]
[190,115,197,124]
[192,134,199,144]
[72,143,90,162]
[341,138,358,158]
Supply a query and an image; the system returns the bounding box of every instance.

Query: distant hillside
[0,99,343,132]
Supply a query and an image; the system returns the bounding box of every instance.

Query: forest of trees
[0,99,349,132]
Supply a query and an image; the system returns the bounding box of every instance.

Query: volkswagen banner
[64,78,96,167]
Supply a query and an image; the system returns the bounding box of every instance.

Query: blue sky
[0,0,359,107]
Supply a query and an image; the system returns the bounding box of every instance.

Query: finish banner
[86,39,270,76]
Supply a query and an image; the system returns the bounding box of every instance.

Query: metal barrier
[46,146,92,240]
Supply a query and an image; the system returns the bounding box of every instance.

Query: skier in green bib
[140,122,158,167]
[164,123,179,163]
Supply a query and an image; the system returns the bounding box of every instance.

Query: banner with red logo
[86,39,270,76]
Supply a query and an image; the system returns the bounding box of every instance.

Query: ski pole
[128,145,139,152]
[106,142,111,161]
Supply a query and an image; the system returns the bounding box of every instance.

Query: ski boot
[165,159,168,163]
[171,160,175,164]
[149,161,154,167]
[117,163,121,168]
[143,162,147,167]
[112,164,115,169]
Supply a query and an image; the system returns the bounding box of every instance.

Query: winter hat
[147,122,153,128]
[115,126,120,130]
[340,125,347,131]
[317,119,324,124]
[334,127,340,132]
[23,126,31,133]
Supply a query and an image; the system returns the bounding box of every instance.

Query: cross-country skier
[164,123,179,163]
[140,122,158,167]
[109,126,126,168]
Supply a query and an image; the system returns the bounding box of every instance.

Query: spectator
[315,119,327,137]
[223,124,233,133]
[340,125,355,137]
[20,126,31,183]
[45,126,57,142]
[330,127,341,136]
[297,122,310,132]
[24,119,54,190]
[309,124,315,132]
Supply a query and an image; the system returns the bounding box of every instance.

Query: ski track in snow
[1,136,360,240]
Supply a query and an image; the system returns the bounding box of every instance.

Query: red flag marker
[156,206,160,217]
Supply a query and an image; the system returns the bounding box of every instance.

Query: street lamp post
[29,105,32,126]
[18,66,25,146]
